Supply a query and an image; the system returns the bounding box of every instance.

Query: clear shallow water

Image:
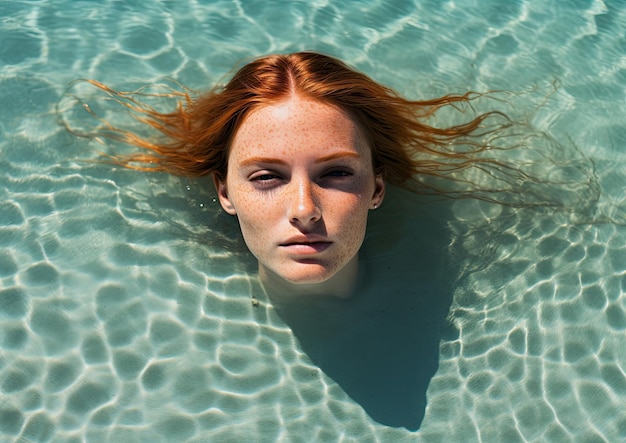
[1,0,626,442]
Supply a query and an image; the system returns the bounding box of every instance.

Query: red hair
[62,52,511,192]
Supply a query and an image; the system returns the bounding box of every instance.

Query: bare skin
[214,94,385,298]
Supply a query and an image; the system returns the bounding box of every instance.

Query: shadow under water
[270,186,455,430]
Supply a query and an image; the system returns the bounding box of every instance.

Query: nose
[287,176,321,226]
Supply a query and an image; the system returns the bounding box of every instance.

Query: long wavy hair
[60,51,596,208]
[62,53,509,181]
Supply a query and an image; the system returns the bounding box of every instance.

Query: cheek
[233,218,269,264]
[230,194,277,253]
[332,199,370,242]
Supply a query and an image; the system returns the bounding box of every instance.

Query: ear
[370,174,385,209]
[213,174,237,215]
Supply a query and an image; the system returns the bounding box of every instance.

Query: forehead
[230,96,369,159]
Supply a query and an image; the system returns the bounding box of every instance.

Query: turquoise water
[1,0,626,441]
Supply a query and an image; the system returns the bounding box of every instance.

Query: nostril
[289,203,322,225]
[287,183,321,224]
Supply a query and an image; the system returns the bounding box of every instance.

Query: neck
[260,256,359,302]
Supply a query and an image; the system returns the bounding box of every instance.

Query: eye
[323,169,353,178]
[249,171,284,188]
[252,173,281,181]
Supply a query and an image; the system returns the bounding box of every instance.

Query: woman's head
[214,93,385,293]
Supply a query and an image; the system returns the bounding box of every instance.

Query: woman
[63,51,511,299]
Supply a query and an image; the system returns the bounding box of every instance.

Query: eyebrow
[238,157,288,168]
[315,152,360,163]
[238,151,360,168]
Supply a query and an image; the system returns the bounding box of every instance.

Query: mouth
[279,240,332,255]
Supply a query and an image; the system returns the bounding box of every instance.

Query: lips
[279,236,332,255]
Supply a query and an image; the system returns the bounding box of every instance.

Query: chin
[280,267,337,285]
[261,263,339,286]
[259,259,359,298]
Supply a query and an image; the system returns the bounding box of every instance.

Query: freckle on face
[217,95,383,285]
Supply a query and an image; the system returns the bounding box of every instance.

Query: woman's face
[215,95,384,286]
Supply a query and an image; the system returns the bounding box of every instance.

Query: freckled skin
[215,95,384,295]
